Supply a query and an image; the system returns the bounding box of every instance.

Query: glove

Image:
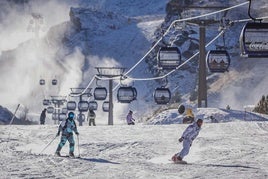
[178,137,184,142]
[75,132,79,135]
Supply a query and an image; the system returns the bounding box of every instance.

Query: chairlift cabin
[153,87,171,105]
[117,86,137,103]
[240,22,268,58]
[59,113,67,121]
[43,99,50,106]
[94,87,108,100]
[39,79,45,85]
[78,101,89,112]
[157,47,181,70]
[206,50,230,73]
[52,79,57,85]
[47,106,54,114]
[102,101,109,112]
[67,101,76,111]
[89,101,98,111]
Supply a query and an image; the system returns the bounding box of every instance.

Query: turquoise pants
[56,133,75,153]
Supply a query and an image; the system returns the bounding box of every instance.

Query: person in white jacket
[172,119,203,163]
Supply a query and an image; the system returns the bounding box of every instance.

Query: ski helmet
[68,112,75,119]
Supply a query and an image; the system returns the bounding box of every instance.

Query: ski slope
[1,122,268,178]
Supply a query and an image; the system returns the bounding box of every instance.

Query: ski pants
[178,139,192,159]
[89,119,96,126]
[56,133,75,153]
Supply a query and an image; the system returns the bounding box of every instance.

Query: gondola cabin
[157,47,181,69]
[117,86,137,103]
[67,101,76,111]
[43,99,50,106]
[78,101,89,112]
[240,22,268,58]
[39,79,45,85]
[52,79,57,85]
[206,50,230,73]
[154,87,171,105]
[102,101,109,112]
[94,87,108,100]
[47,106,54,114]
[89,101,98,111]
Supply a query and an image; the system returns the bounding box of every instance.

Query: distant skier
[87,110,96,126]
[172,119,203,163]
[126,110,135,125]
[55,112,79,157]
[40,109,46,125]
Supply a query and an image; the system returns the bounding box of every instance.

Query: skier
[55,112,79,157]
[40,108,46,125]
[87,110,96,126]
[172,119,203,163]
[126,110,135,125]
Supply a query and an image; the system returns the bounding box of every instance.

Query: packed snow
[1,120,268,178]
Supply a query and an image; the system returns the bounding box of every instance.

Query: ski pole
[40,135,57,154]
[9,104,20,125]
[77,135,81,158]
[6,104,20,149]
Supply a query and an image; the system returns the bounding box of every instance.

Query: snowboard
[172,160,187,164]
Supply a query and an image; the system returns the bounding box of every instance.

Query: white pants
[178,139,191,159]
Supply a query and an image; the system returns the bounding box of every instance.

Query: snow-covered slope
[1,121,268,178]
[147,107,268,125]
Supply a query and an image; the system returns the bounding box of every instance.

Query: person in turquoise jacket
[55,112,79,157]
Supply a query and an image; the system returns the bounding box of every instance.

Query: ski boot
[55,151,61,157]
[172,154,182,163]
[69,152,75,158]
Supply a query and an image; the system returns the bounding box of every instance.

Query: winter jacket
[181,122,201,142]
[88,111,96,120]
[40,111,46,121]
[58,118,78,135]
[126,114,134,124]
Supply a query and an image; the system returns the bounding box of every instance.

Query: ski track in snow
[0,122,268,178]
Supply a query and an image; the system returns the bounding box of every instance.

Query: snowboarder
[172,119,203,163]
[55,112,79,157]
[126,110,135,125]
[40,108,46,125]
[87,110,96,126]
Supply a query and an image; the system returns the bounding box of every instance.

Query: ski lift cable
[124,1,249,77]
[111,1,249,90]
[127,30,225,81]
[71,2,249,95]
[232,16,268,23]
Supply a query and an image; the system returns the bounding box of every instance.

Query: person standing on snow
[172,119,203,163]
[55,112,79,157]
[126,110,135,125]
[40,109,46,125]
[87,110,96,126]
